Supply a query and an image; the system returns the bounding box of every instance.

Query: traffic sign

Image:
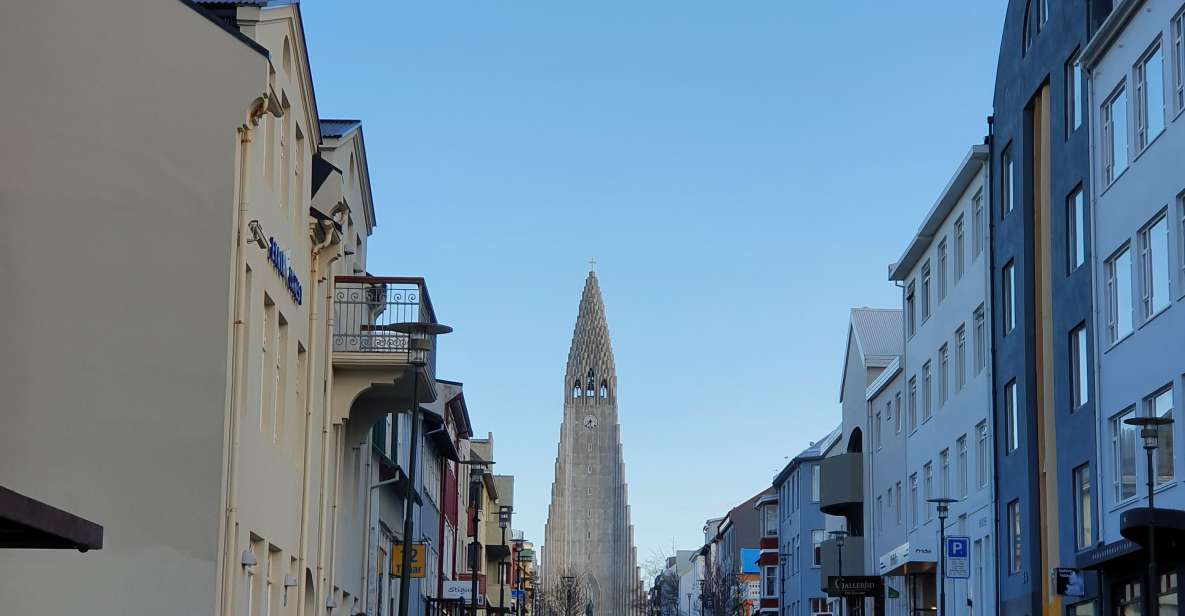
[391,543,427,578]
[944,536,970,579]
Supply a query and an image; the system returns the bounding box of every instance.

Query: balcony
[818,453,863,518]
[818,535,866,591]
[330,276,441,428]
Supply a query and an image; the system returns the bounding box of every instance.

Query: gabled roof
[319,119,361,139]
[771,424,842,486]
[839,308,903,402]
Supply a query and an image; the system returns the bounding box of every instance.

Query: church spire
[565,271,615,403]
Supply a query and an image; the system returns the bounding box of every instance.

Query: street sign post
[944,536,970,579]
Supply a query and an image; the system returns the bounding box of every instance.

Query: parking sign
[945,536,970,579]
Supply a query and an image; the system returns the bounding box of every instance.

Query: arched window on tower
[573,381,582,398]
[599,380,608,399]
[585,370,595,397]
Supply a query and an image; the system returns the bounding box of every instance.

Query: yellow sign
[390,543,427,578]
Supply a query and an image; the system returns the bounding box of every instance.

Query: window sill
[1104,330,1135,354]
[1100,166,1130,196]
[1109,495,1141,513]
[1133,128,1167,164]
[1139,303,1171,330]
[1175,104,1185,123]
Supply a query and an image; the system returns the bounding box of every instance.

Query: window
[922,362,932,422]
[764,505,777,536]
[1140,213,1170,318]
[1067,49,1083,132]
[921,261,932,322]
[1073,464,1092,550]
[1003,261,1016,335]
[810,465,820,502]
[1008,500,1022,573]
[957,435,968,498]
[1002,144,1015,217]
[895,481,903,525]
[910,474,919,527]
[1117,582,1141,616]
[876,495,883,533]
[908,377,918,432]
[1175,9,1185,112]
[1005,380,1019,454]
[1161,572,1179,615]
[973,190,985,257]
[1069,601,1097,616]
[1112,407,1138,502]
[1180,196,1185,284]
[906,281,917,337]
[1022,2,1034,53]
[1135,43,1165,151]
[811,530,825,566]
[1147,387,1175,484]
[895,392,903,433]
[974,305,986,374]
[976,421,990,488]
[938,238,949,301]
[939,345,949,407]
[954,215,966,281]
[1068,186,1086,272]
[923,463,933,521]
[1069,323,1089,410]
[940,449,950,498]
[875,410,882,450]
[956,325,967,391]
[764,565,777,597]
[1106,246,1133,343]
[1103,83,1129,183]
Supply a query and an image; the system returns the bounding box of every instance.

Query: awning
[878,541,936,577]
[0,486,103,551]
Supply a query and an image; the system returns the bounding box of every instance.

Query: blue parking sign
[945,536,970,579]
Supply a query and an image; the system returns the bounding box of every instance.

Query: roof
[888,145,989,281]
[0,486,103,551]
[839,307,904,401]
[771,425,842,487]
[319,119,362,138]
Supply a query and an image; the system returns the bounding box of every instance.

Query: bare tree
[540,567,592,616]
[698,559,744,616]
[639,541,683,616]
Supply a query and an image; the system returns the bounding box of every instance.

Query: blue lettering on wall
[267,237,303,305]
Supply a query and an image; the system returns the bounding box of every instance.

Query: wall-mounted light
[325,595,338,609]
[281,574,299,606]
[247,220,269,250]
[241,549,258,568]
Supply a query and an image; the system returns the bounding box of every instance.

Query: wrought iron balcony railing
[333,276,439,362]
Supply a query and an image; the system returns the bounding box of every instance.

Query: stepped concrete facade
[543,271,641,616]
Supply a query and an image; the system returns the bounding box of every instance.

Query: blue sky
[303,1,1005,566]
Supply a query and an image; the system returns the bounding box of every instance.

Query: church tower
[542,270,641,616]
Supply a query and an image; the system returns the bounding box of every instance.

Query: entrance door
[1112,579,1141,616]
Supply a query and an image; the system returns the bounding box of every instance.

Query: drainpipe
[985,114,1005,615]
[218,97,267,616]
[1083,59,1108,555]
[296,219,339,616]
[316,215,344,610]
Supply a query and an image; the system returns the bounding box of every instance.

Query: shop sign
[390,542,426,578]
[1055,568,1085,597]
[267,237,303,305]
[827,576,883,597]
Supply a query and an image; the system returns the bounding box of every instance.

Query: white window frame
[1106,244,1134,344]
[939,344,949,407]
[974,305,987,374]
[1139,212,1170,319]
[938,238,949,301]
[1112,406,1139,503]
[1135,41,1166,152]
[954,215,966,282]
[1073,463,1092,551]
[923,462,933,521]
[909,377,918,432]
[1067,49,1083,133]
[1102,82,1129,184]
[1070,323,1089,410]
[1174,7,1185,113]
[921,261,932,322]
[976,421,990,489]
[973,189,985,257]
[1145,386,1175,485]
[957,435,968,499]
[956,325,967,391]
[1068,186,1086,273]
[922,361,932,423]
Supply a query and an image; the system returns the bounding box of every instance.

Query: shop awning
[0,486,103,551]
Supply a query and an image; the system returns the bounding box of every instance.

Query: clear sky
[303,1,1005,569]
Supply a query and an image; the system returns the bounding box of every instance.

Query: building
[773,428,841,616]
[753,493,779,616]
[542,270,642,616]
[889,145,996,616]
[988,1,1114,614]
[1076,0,1185,611]
[820,308,903,614]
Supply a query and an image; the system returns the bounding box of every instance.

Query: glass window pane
[1112,88,1129,177]
[1151,216,1170,314]
[1151,389,1174,484]
[1147,48,1165,138]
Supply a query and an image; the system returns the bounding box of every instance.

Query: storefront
[879,542,936,615]
[1076,508,1185,615]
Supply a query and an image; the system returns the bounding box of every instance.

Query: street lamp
[1124,414,1174,614]
[829,530,848,615]
[499,506,513,616]
[927,497,958,616]
[393,321,452,616]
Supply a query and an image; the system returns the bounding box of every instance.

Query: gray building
[889,145,995,616]
[1079,0,1185,610]
[864,355,907,616]
[774,428,841,616]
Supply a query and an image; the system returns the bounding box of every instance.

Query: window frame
[1073,463,1093,551]
[1174,7,1185,114]
[956,324,967,391]
[921,261,932,322]
[1145,385,1175,485]
[972,189,985,257]
[938,238,949,301]
[1112,406,1138,503]
[1070,322,1089,410]
[1002,143,1015,218]
[1102,81,1129,185]
[1005,380,1020,454]
[1003,261,1016,335]
[1134,41,1166,152]
[954,215,966,282]
[957,435,969,499]
[906,280,917,338]
[976,421,990,489]
[974,305,986,374]
[922,361,932,423]
[939,344,949,407]
[1008,499,1022,573]
[1139,211,1171,320]
[1068,185,1086,273]
[1067,48,1084,133]
[1106,244,1134,344]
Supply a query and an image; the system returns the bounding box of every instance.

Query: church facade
[542,271,642,616]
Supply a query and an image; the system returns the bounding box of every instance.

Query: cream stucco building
[0,2,459,615]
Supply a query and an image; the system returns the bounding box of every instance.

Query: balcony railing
[333,276,438,355]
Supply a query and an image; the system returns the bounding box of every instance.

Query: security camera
[247,220,269,250]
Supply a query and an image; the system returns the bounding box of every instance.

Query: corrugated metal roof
[319,119,361,138]
[850,307,903,363]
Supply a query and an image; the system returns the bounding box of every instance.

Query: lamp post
[926,497,957,616]
[829,530,848,615]
[394,321,452,616]
[1124,415,1174,614]
[499,506,513,616]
